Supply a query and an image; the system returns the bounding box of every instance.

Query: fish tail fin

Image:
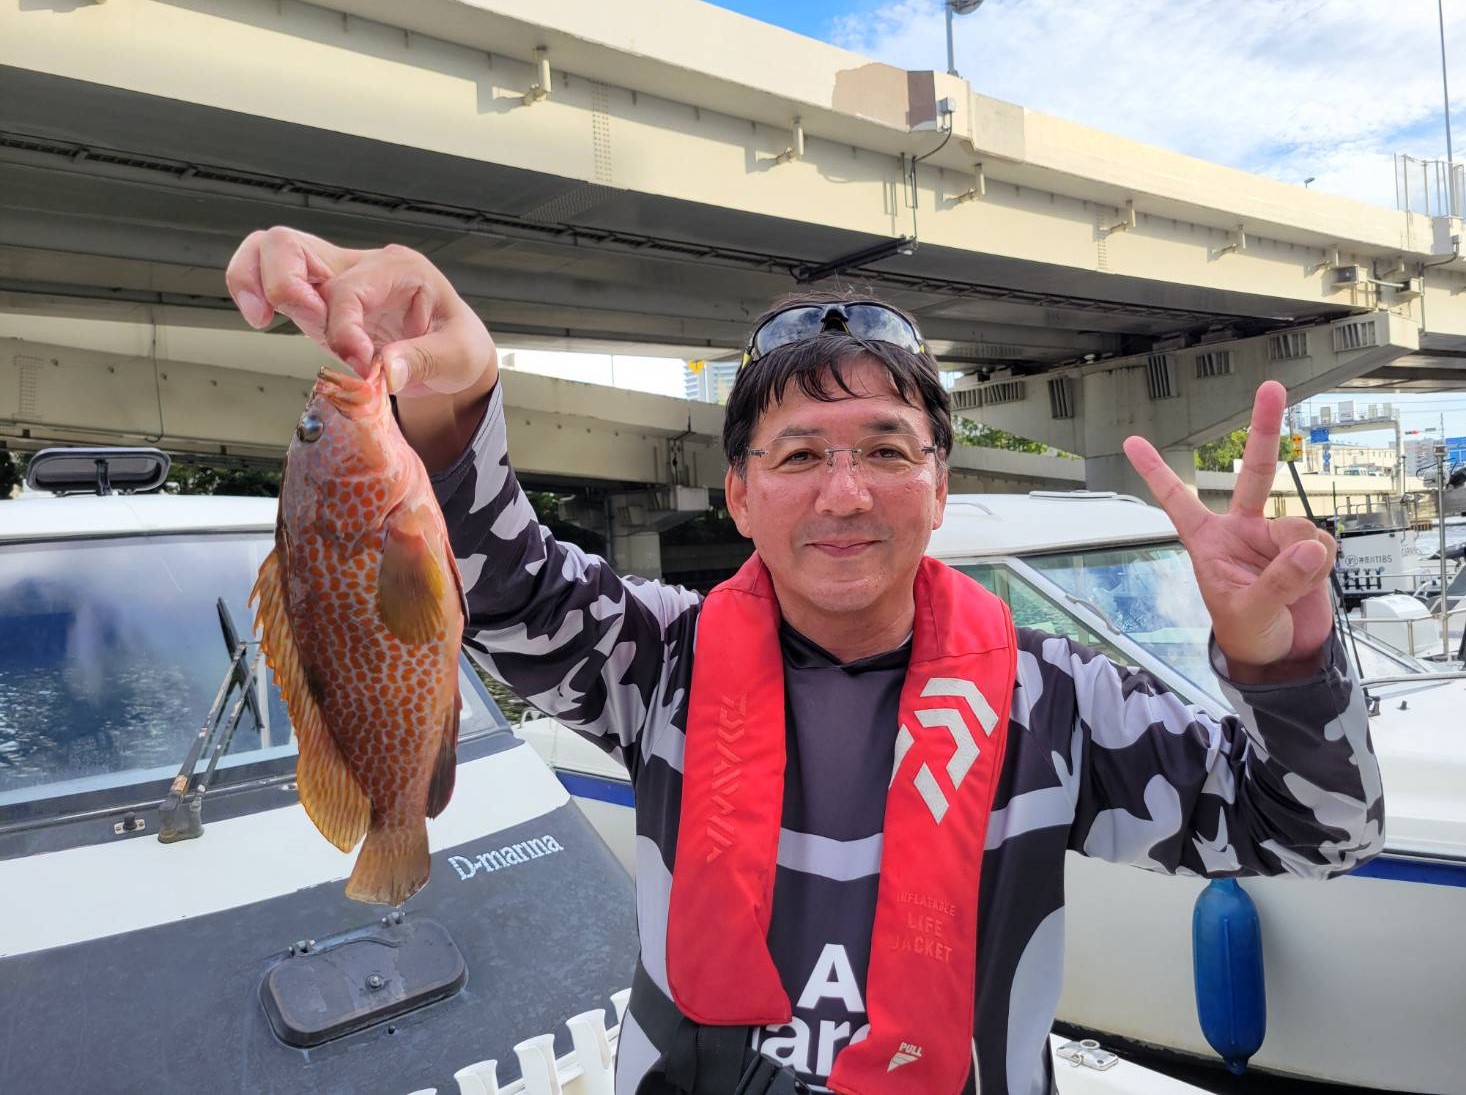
[344,820,431,906]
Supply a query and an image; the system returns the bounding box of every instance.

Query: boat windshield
[1026,542,1225,704]
[1023,539,1436,703]
[0,531,499,810]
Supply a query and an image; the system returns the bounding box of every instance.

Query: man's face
[725,356,947,625]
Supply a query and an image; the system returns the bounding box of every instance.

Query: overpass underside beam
[0,337,307,460]
[0,331,732,490]
[953,310,1421,496]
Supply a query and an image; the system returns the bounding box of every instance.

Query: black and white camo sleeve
[428,384,702,768]
[1014,628,1384,880]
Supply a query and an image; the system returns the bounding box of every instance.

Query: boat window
[956,562,1130,666]
[1346,629,1432,681]
[0,533,506,811]
[1023,542,1221,703]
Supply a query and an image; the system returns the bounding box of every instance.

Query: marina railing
[1347,602,1466,660]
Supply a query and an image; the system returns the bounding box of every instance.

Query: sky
[507,0,1466,442]
[709,0,1466,210]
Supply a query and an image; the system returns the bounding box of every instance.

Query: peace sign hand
[1123,381,1337,679]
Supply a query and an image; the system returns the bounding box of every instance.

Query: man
[228,229,1382,1095]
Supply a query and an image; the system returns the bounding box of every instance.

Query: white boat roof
[928,492,1178,559]
[1,489,1178,555]
[1,491,277,542]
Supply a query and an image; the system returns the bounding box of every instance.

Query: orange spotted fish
[251,361,465,905]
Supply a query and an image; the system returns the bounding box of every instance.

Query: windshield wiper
[1062,593,1123,633]
[158,598,264,843]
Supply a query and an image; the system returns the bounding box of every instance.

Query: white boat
[0,449,637,1095]
[1328,500,1465,662]
[519,490,1466,1095]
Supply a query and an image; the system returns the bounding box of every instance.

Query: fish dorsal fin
[426,694,460,819]
[251,545,371,852]
[377,505,450,644]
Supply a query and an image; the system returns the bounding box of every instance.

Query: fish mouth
[313,359,389,420]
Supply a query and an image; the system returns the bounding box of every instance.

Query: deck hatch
[260,915,467,1048]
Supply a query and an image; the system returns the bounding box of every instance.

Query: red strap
[666,556,792,1024]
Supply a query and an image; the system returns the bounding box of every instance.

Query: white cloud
[832,0,1466,209]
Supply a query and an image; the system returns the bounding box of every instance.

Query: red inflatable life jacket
[666,554,1017,1095]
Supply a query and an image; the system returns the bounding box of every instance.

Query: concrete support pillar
[1085,445,1195,497]
[612,529,663,580]
[1161,446,1198,492]
[556,485,711,579]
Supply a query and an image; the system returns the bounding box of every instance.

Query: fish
[250,361,465,905]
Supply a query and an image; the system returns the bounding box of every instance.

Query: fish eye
[296,412,324,443]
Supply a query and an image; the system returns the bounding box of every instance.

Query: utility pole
[1440,0,1457,213]
[1437,434,1451,656]
[945,1,985,79]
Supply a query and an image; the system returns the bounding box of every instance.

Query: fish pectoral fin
[251,546,372,852]
[377,507,449,645]
[426,691,460,819]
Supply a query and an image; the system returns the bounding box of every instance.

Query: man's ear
[932,462,948,530]
[726,466,753,538]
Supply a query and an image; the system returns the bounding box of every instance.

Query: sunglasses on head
[741,302,927,367]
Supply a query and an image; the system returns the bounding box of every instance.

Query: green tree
[166,463,282,497]
[1194,428,1248,472]
[1194,429,1292,472]
[952,417,1048,454]
[523,490,606,556]
[0,450,20,500]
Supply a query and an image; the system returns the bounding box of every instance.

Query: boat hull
[1060,852,1466,1094]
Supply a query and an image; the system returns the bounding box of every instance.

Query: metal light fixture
[946,0,985,78]
[795,236,919,283]
[1303,176,1316,188]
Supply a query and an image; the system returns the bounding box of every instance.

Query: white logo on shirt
[891,677,999,823]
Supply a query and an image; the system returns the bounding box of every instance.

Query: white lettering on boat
[448,835,565,880]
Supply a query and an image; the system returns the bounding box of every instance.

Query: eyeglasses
[746,432,938,479]
[741,302,926,367]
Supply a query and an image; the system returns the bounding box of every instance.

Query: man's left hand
[1123,380,1336,680]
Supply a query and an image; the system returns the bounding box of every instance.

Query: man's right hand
[226,228,499,469]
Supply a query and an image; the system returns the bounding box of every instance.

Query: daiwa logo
[887,1042,924,1071]
[706,693,746,862]
[891,677,998,824]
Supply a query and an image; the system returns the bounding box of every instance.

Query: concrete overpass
[4,0,1466,499]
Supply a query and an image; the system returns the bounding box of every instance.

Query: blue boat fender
[1192,877,1266,1074]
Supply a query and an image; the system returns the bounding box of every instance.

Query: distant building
[1304,441,1397,477]
[1406,435,1466,475]
[684,358,739,404]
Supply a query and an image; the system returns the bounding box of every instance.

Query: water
[1432,521,1466,553]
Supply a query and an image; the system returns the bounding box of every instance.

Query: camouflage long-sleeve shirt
[432,384,1384,1095]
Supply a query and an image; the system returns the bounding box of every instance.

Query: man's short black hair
[722,290,953,474]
